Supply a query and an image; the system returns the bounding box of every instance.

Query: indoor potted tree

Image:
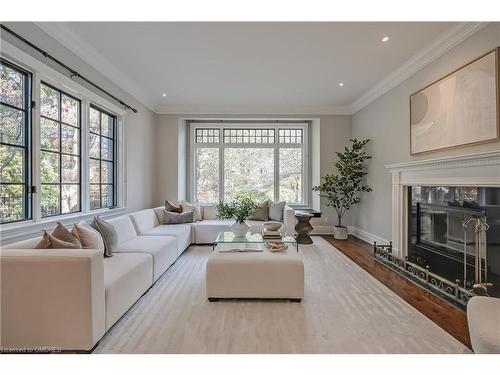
[216,194,258,237]
[312,139,372,240]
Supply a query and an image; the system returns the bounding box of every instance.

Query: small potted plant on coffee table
[312,139,372,240]
[216,194,258,237]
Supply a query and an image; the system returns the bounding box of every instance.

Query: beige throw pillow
[35,222,83,249]
[248,200,269,221]
[72,220,105,255]
[165,200,182,213]
[180,200,203,221]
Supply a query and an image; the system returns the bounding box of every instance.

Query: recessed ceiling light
[162,93,167,97]
[381,36,390,43]
[339,82,344,87]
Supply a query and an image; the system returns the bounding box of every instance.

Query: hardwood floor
[322,235,471,349]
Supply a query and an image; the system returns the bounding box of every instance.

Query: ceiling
[35,22,473,114]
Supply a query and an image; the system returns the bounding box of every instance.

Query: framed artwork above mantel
[410,47,500,155]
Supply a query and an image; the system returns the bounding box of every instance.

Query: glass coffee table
[213,231,298,252]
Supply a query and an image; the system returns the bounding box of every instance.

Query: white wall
[1,22,158,212]
[351,23,500,241]
[155,114,352,228]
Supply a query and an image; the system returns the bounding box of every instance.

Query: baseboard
[347,226,390,245]
[312,225,390,246]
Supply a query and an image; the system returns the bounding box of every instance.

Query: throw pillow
[180,200,203,221]
[269,201,286,222]
[164,210,194,224]
[35,230,82,249]
[51,222,82,248]
[165,200,182,213]
[248,200,269,221]
[90,217,118,257]
[203,205,217,220]
[72,220,105,255]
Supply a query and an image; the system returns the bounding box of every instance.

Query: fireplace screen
[409,186,500,297]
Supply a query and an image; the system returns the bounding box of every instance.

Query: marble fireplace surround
[385,150,500,258]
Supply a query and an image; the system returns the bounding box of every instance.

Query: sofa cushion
[107,216,138,245]
[129,209,160,235]
[115,236,178,281]
[192,220,233,244]
[103,253,152,330]
[145,224,192,254]
[202,205,217,220]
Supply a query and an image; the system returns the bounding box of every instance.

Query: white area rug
[95,237,470,353]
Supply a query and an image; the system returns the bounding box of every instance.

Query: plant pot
[333,226,348,240]
[231,221,250,237]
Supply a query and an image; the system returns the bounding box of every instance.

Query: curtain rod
[0,24,138,113]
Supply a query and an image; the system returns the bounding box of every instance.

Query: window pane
[90,185,100,209]
[0,105,24,145]
[40,84,60,120]
[195,148,219,203]
[0,184,24,223]
[40,117,60,151]
[101,161,113,184]
[61,124,79,155]
[224,148,274,202]
[62,155,79,183]
[101,184,113,208]
[89,133,100,158]
[0,145,24,183]
[101,113,114,138]
[40,151,59,183]
[89,107,100,133]
[61,95,79,126]
[90,159,100,183]
[41,184,60,217]
[61,184,79,213]
[101,137,113,161]
[279,148,302,203]
[0,63,24,108]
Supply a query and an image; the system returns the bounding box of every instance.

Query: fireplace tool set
[463,217,492,296]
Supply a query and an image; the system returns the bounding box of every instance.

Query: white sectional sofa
[0,204,295,352]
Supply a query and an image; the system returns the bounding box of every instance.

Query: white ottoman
[206,247,304,302]
[467,296,500,353]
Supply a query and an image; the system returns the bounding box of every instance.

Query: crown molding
[385,150,500,173]
[350,22,490,114]
[34,22,158,113]
[155,104,353,115]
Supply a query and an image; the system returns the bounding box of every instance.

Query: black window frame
[0,58,33,224]
[89,104,117,210]
[39,81,82,218]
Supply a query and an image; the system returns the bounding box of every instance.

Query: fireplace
[408,186,500,297]
[386,150,500,300]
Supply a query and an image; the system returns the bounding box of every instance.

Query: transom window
[191,121,308,205]
[89,105,116,210]
[40,83,81,217]
[0,60,32,223]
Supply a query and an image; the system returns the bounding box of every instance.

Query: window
[0,53,122,227]
[89,105,116,210]
[40,83,81,217]
[0,60,32,223]
[0,59,31,223]
[191,122,307,205]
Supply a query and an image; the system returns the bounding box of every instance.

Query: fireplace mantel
[385,150,500,257]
